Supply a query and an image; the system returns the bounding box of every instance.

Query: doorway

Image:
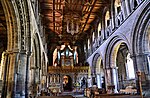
[63,75,72,91]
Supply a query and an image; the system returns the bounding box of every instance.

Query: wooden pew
[37,95,73,98]
[94,94,143,98]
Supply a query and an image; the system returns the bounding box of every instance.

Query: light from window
[126,53,135,79]
[98,23,101,37]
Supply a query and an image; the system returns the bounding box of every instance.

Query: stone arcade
[0,0,149,98]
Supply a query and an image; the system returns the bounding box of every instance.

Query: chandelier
[66,18,79,35]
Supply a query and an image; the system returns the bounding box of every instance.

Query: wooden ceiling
[40,0,109,45]
[0,2,7,58]
[0,0,110,54]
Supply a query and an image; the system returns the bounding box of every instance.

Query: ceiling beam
[53,0,55,32]
[81,0,97,33]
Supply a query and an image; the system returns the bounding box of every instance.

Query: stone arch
[105,35,131,92]
[92,53,100,73]
[1,0,19,50]
[92,53,105,89]
[131,1,150,95]
[2,0,30,51]
[105,36,129,68]
[1,0,31,98]
[1,0,31,70]
[132,1,150,55]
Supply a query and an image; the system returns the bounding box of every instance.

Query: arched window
[114,0,124,26]
[95,56,104,88]
[84,44,86,52]
[114,0,121,15]
[88,38,90,49]
[92,32,95,42]
[105,11,110,28]
[98,23,101,37]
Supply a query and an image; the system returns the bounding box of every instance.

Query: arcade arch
[95,56,105,89]
[131,5,150,95]
[92,53,105,89]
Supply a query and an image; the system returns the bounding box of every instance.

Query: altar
[47,44,89,95]
[47,66,89,94]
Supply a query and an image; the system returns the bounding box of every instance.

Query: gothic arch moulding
[1,0,30,51]
[1,0,17,50]
[105,35,130,68]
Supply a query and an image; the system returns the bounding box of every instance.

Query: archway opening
[63,75,73,91]
[95,56,105,89]
[105,11,110,28]
[116,43,135,90]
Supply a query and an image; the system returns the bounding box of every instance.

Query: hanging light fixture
[67,19,79,35]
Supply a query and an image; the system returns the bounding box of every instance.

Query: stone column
[29,67,37,97]
[1,50,20,98]
[105,68,112,89]
[105,67,118,93]
[91,73,96,86]
[1,52,9,98]
[111,67,118,93]
[96,74,101,88]
[25,52,31,98]
[15,50,27,98]
[131,53,150,95]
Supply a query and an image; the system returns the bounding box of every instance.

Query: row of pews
[37,95,73,98]
[94,94,144,98]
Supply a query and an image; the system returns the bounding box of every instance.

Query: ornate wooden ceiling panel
[40,0,109,45]
[41,0,99,32]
